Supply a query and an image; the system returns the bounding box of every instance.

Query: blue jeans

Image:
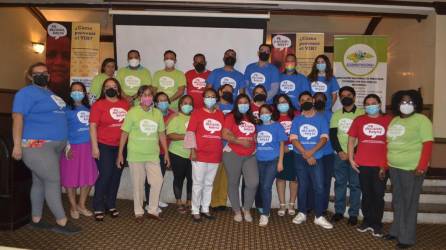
[334,154,361,217]
[257,159,278,216]
[293,153,325,217]
[322,153,335,212]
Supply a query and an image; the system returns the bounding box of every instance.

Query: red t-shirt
[224,114,256,156]
[251,103,262,119]
[348,114,393,167]
[187,107,225,163]
[160,109,176,155]
[185,69,211,109]
[278,114,293,146]
[90,98,130,146]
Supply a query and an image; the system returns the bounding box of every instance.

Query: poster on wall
[334,35,388,108]
[271,33,296,72]
[296,33,325,76]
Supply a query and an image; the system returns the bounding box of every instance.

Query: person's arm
[416,141,433,174]
[159,131,171,168]
[290,135,305,155]
[347,136,360,173]
[330,127,343,153]
[222,128,251,148]
[277,141,284,172]
[116,131,128,168]
[12,113,23,160]
[171,86,186,102]
[90,123,100,159]
[267,82,279,101]
[167,132,184,141]
[331,92,337,108]
[307,136,328,158]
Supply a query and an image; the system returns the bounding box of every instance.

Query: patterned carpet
[1,198,445,249]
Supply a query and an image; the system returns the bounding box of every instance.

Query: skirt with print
[60,142,98,188]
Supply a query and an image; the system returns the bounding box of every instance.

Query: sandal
[94,211,105,221]
[177,204,186,214]
[107,208,119,218]
[288,203,296,216]
[278,204,287,217]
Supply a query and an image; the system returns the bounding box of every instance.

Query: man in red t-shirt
[185,54,211,109]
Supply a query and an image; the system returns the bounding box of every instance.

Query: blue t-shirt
[218,102,233,116]
[12,85,68,141]
[290,113,329,159]
[244,62,280,103]
[279,72,310,109]
[256,122,288,162]
[319,111,334,155]
[309,76,340,112]
[66,105,91,144]
[207,67,245,99]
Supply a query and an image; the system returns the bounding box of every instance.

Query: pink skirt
[60,142,98,188]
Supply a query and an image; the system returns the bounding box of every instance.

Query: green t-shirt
[121,105,165,163]
[152,69,186,110]
[89,73,109,101]
[116,66,152,97]
[166,113,191,159]
[386,113,433,171]
[330,107,365,152]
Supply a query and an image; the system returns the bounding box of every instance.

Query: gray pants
[22,141,66,220]
[223,151,259,212]
[389,167,424,245]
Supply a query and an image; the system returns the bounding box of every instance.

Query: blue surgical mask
[238,103,250,114]
[204,97,217,109]
[157,101,169,112]
[260,114,271,123]
[277,103,290,113]
[316,63,326,72]
[181,104,193,114]
[365,104,380,115]
[70,91,85,102]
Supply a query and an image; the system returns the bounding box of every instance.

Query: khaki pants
[210,163,228,207]
[129,162,163,216]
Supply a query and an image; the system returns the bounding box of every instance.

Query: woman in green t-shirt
[89,58,116,103]
[167,95,194,213]
[384,90,433,249]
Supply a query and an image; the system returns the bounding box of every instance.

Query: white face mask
[400,103,414,115]
[128,58,140,68]
[164,59,175,68]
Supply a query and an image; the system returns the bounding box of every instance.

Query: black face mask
[221,92,233,103]
[341,97,354,106]
[301,101,313,111]
[105,88,117,98]
[314,100,326,111]
[33,74,49,87]
[224,57,236,66]
[254,93,267,103]
[258,52,270,62]
[194,63,205,73]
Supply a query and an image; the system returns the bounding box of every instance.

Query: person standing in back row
[308,55,339,112]
[186,53,211,109]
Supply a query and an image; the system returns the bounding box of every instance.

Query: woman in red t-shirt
[222,93,258,223]
[90,77,130,221]
[251,85,267,119]
[347,94,392,236]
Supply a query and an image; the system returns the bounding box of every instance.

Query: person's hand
[12,145,22,161]
[190,149,197,161]
[349,159,360,173]
[284,146,290,153]
[164,153,171,168]
[66,148,73,160]
[303,150,313,160]
[116,153,124,169]
[307,157,316,166]
[237,138,253,148]
[277,162,284,172]
[338,151,348,161]
[379,168,386,180]
[92,146,100,159]
[415,169,425,176]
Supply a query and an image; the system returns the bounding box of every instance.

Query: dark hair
[155,91,171,104]
[259,104,274,125]
[178,95,194,110]
[313,92,327,101]
[231,94,257,125]
[224,49,236,55]
[26,62,47,82]
[202,88,219,101]
[258,43,272,51]
[136,85,156,98]
[98,77,123,100]
[127,50,140,57]
[164,50,177,58]
[67,82,90,109]
[391,89,423,116]
[339,86,356,97]
[298,91,312,101]
[193,53,205,61]
[218,83,234,93]
[282,54,297,74]
[363,93,384,115]
[308,54,334,82]
[272,94,296,121]
[252,84,267,97]
[100,58,117,73]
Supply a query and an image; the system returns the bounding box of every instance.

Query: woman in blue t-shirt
[60,82,98,220]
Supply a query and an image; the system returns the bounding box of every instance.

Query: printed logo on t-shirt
[222,109,232,115]
[139,119,158,136]
[253,111,259,119]
[220,77,237,89]
[280,80,295,94]
[124,75,141,88]
[257,131,273,146]
[363,123,385,139]
[77,110,90,125]
[159,76,175,89]
[250,72,266,86]
[338,118,353,133]
[387,124,405,140]
[203,118,222,134]
[299,124,319,140]
[280,121,292,134]
[238,121,256,136]
[51,95,66,109]
[192,77,206,89]
[109,107,127,122]
[311,81,328,93]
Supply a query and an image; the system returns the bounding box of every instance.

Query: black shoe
[28,220,53,230]
[331,213,343,222]
[192,214,202,223]
[51,221,81,235]
[348,216,358,226]
[201,213,216,220]
[383,234,397,241]
[396,243,413,249]
[372,227,384,238]
[357,223,373,233]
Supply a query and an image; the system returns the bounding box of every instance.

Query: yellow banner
[296,33,324,76]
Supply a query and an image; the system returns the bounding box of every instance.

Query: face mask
[260,113,272,123]
[316,63,326,72]
[285,63,296,72]
[32,74,49,87]
[164,59,175,68]
[277,103,290,113]
[238,103,250,114]
[365,104,380,115]
[301,101,313,111]
[128,58,140,68]
[194,63,205,73]
[204,97,217,109]
[314,100,326,111]
[105,88,117,98]
[254,93,267,103]
[181,104,193,114]
[157,101,169,111]
[224,56,236,66]
[140,96,153,107]
[70,91,85,102]
[258,52,270,62]
[341,97,354,106]
[400,103,414,115]
[221,92,233,103]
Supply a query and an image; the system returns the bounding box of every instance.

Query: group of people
[11,43,433,249]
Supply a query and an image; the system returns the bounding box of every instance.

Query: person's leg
[370,167,387,231]
[191,161,206,215]
[261,160,278,216]
[78,186,92,211]
[309,159,325,218]
[333,154,348,216]
[223,152,243,213]
[66,188,78,213]
[389,168,403,238]
[129,162,146,216]
[347,163,361,218]
[210,163,228,208]
[171,153,186,203]
[106,146,123,211]
[289,180,298,207]
[257,161,266,211]
[241,156,260,211]
[28,171,45,222]
[358,166,372,226]
[185,159,193,205]
[146,161,164,216]
[276,179,286,209]
[93,143,114,212]
[322,154,334,212]
[201,163,219,214]
[294,153,309,215]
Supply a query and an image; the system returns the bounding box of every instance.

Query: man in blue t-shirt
[279,54,310,109]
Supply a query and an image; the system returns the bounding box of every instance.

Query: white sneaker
[159,201,168,208]
[314,216,333,229]
[259,215,269,227]
[243,209,253,223]
[292,212,307,224]
[157,207,162,213]
[234,213,243,222]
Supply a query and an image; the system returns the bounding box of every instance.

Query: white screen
[115,25,264,73]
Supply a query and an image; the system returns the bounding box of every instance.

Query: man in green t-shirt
[152,50,186,110]
[116,50,152,101]
[329,86,364,225]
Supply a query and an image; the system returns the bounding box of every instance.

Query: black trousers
[170,153,192,201]
[145,155,167,204]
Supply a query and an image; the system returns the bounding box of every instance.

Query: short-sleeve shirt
[251,103,262,119]
[278,113,293,150]
[224,115,256,156]
[66,105,90,144]
[330,107,365,152]
[89,98,130,146]
[244,62,280,103]
[207,67,245,98]
[290,113,329,159]
[12,85,67,141]
[152,69,186,109]
[386,113,433,171]
[279,72,310,109]
[256,122,288,161]
[185,69,211,109]
[167,113,191,159]
[218,103,233,116]
[309,76,340,112]
[116,66,152,97]
[348,114,392,167]
[320,111,334,156]
[121,106,165,163]
[89,73,109,103]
